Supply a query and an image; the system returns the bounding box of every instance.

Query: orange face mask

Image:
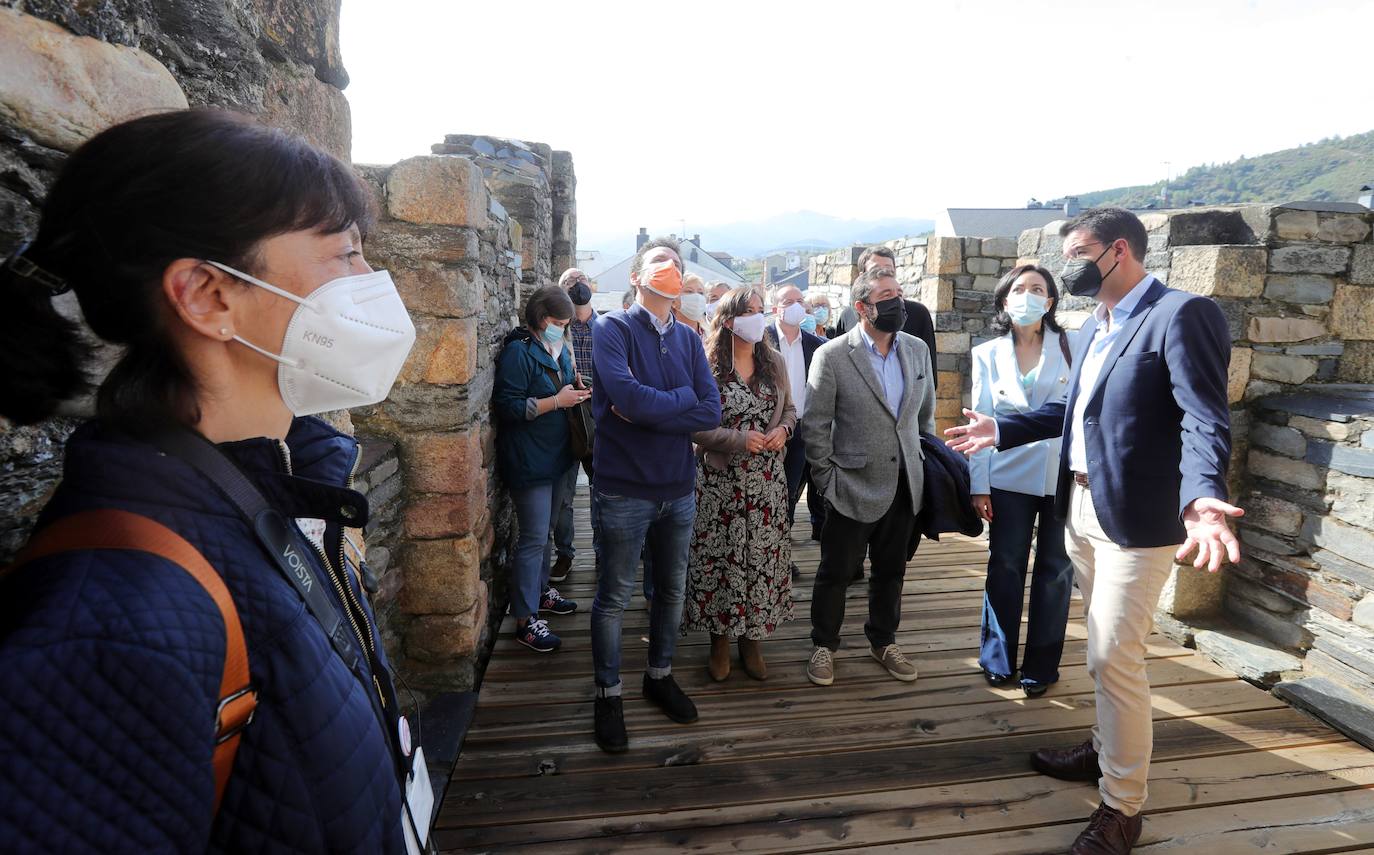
[640,259,683,298]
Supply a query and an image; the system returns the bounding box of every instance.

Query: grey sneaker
[871,643,918,682]
[807,646,835,686]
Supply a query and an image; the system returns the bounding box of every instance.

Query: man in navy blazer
[946,208,1243,854]
[766,284,827,566]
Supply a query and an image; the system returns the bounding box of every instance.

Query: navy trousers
[979,488,1074,685]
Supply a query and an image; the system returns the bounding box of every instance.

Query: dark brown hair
[1059,207,1148,262]
[703,286,780,392]
[0,109,373,429]
[857,244,896,271]
[524,285,575,330]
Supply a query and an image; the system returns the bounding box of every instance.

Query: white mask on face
[679,292,707,322]
[208,260,417,416]
[730,312,767,344]
[780,301,807,327]
[1004,291,1049,326]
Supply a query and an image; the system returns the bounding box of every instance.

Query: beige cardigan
[691,347,798,471]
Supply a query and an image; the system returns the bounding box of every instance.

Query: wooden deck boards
[436,495,1374,853]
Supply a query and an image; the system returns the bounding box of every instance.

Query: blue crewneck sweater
[590,303,721,500]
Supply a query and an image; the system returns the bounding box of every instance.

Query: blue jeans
[553,463,579,560]
[979,488,1074,684]
[591,490,695,688]
[508,466,576,620]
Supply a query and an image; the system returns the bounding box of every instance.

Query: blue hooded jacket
[492,328,576,489]
[0,417,406,853]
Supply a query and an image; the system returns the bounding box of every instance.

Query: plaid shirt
[570,315,595,384]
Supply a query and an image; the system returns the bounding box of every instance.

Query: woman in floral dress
[685,286,796,681]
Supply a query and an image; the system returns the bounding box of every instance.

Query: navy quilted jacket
[0,418,406,853]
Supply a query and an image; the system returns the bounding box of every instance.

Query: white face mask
[1004,291,1049,326]
[679,292,707,322]
[730,312,767,344]
[780,301,807,327]
[208,261,417,416]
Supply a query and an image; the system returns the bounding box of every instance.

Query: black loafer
[983,668,1015,688]
[642,673,698,724]
[1022,679,1050,698]
[593,695,628,753]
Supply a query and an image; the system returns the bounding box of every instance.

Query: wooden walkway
[434,492,1374,853]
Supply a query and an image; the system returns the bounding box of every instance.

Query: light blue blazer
[970,329,1074,497]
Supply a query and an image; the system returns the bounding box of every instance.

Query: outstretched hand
[1177,497,1245,573]
[943,409,998,456]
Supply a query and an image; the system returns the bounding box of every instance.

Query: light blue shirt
[858,324,904,418]
[1068,274,1155,473]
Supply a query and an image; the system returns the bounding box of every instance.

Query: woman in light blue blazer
[970,264,1076,697]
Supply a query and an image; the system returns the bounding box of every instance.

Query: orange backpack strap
[9,509,257,814]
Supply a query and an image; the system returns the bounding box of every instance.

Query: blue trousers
[979,488,1074,684]
[508,466,576,620]
[591,490,695,688]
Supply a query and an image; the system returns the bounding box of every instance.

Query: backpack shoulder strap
[8,508,256,815]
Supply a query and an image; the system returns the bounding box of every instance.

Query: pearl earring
[219,328,230,338]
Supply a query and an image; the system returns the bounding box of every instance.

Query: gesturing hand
[944,409,998,456]
[1176,497,1245,573]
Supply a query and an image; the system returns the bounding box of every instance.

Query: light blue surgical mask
[800,314,818,334]
[812,306,829,325]
[542,322,566,344]
[1004,291,1049,326]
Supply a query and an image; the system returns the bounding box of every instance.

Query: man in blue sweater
[589,236,722,753]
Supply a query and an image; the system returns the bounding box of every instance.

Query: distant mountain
[580,211,935,261]
[1072,130,1374,209]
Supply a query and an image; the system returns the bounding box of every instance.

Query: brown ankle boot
[739,637,767,681]
[708,633,731,681]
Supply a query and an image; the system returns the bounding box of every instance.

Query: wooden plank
[857,787,1374,854]
[432,710,1349,848]
[467,656,1235,740]
[451,680,1284,780]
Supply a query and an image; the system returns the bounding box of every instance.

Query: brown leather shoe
[1030,739,1101,782]
[1070,803,1142,853]
[708,634,731,682]
[739,637,767,681]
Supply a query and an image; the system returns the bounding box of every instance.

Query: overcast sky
[342,0,1374,254]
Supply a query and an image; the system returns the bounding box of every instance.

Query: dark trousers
[979,488,1074,684]
[783,431,825,532]
[810,473,915,651]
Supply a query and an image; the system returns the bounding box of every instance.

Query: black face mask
[1061,244,1119,298]
[569,282,592,306]
[868,296,906,333]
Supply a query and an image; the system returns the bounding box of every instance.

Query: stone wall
[0,2,352,562]
[431,134,576,299]
[351,155,523,695]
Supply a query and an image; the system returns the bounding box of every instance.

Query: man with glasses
[945,207,1242,853]
[802,268,935,687]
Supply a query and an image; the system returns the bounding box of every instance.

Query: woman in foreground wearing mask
[683,287,795,681]
[673,272,709,336]
[0,110,420,852]
[969,264,1076,698]
[493,286,586,653]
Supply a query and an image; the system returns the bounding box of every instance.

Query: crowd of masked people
[0,109,1241,855]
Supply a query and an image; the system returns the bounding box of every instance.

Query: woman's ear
[162,258,236,342]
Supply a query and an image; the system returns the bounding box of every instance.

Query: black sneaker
[593,695,628,753]
[549,554,573,583]
[642,673,698,724]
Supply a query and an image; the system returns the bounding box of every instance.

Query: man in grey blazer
[802,268,936,686]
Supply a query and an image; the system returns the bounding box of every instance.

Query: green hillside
[1075,130,1374,208]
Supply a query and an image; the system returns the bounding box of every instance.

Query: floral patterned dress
[683,374,794,639]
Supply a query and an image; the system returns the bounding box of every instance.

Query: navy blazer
[996,277,1232,548]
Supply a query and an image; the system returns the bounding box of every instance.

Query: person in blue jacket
[969,264,1076,697]
[493,285,586,652]
[588,236,722,753]
[0,110,415,852]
